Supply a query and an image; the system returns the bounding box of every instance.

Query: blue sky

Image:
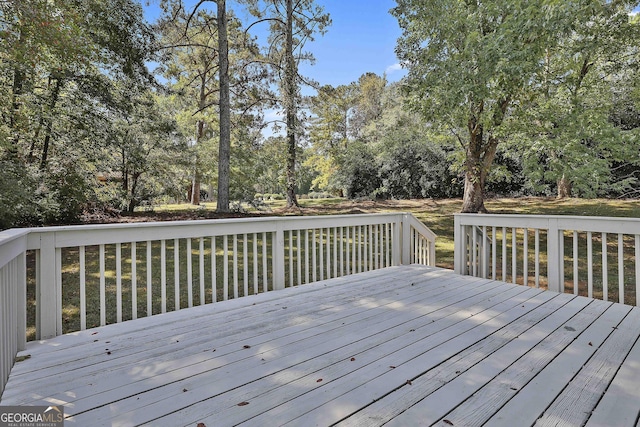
[295,0,406,86]
[142,0,406,89]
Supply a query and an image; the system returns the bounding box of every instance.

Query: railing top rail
[405,214,437,241]
[0,212,411,250]
[455,213,640,234]
[21,212,403,233]
[0,229,28,269]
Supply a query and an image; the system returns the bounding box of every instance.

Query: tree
[158,3,220,205]
[158,0,270,208]
[305,73,387,194]
[513,2,640,198]
[250,0,330,207]
[351,72,386,140]
[0,0,156,226]
[106,85,185,212]
[305,83,357,193]
[393,0,571,212]
[216,0,232,211]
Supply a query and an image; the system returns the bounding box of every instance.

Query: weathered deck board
[2,265,639,427]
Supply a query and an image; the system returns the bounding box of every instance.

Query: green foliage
[378,141,456,199]
[0,0,159,227]
[0,160,34,230]
[391,0,640,209]
[509,1,640,198]
[333,142,380,199]
[33,158,91,224]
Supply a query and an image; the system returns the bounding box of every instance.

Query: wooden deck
[2,265,640,426]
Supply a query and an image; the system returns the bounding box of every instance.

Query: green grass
[26,197,640,340]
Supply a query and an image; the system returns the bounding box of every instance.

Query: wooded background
[1,0,640,229]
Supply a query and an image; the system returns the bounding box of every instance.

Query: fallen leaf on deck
[107,351,111,355]
[243,345,251,349]
[238,401,249,406]
[183,388,188,392]
[316,378,323,383]
[405,380,412,385]
[389,366,396,369]
[15,355,31,363]
[91,332,98,335]
[443,420,454,426]
[564,326,576,331]
[197,423,206,427]
[588,342,593,346]
[350,357,356,361]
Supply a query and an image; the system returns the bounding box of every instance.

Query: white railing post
[454,215,465,275]
[546,219,562,293]
[402,214,411,265]
[273,222,285,290]
[38,232,60,339]
[429,239,436,267]
[16,252,26,351]
[482,226,490,278]
[392,217,402,266]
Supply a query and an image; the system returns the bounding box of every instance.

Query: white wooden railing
[455,214,640,307]
[0,213,435,396]
[0,229,27,399]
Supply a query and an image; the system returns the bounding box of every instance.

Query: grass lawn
[266,196,640,270]
[26,197,640,340]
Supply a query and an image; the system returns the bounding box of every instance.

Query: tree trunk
[461,171,488,213]
[216,0,231,212]
[190,67,209,207]
[284,0,299,208]
[128,171,142,213]
[460,124,498,213]
[8,30,26,158]
[557,174,572,198]
[191,174,201,205]
[39,77,63,171]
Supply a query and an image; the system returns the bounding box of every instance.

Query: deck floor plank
[340,292,580,426]
[430,298,611,427]
[535,307,640,427]
[262,288,547,427]
[77,273,497,425]
[71,272,473,419]
[5,267,434,400]
[154,280,527,427]
[1,265,639,427]
[484,301,632,427]
[585,328,640,427]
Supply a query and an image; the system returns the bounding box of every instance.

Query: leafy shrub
[377,141,457,199]
[34,158,91,225]
[307,191,332,199]
[0,160,35,230]
[333,142,381,199]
